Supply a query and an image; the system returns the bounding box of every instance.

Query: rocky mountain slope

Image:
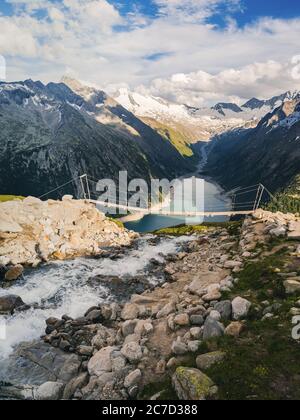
[205,95,300,194]
[1,210,300,400]
[114,88,248,148]
[0,195,136,267]
[0,79,192,199]
[113,89,300,149]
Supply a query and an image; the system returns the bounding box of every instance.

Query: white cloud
[154,0,242,22]
[0,1,300,104]
[137,60,300,107]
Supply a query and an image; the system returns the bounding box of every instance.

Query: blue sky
[2,0,300,26]
[0,0,300,105]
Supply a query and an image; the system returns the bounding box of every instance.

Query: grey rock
[196,351,226,370]
[0,294,25,314]
[63,372,89,400]
[121,342,143,363]
[190,315,204,326]
[0,341,81,385]
[35,381,64,400]
[203,317,225,341]
[124,369,142,388]
[214,301,232,321]
[171,338,188,355]
[122,319,138,337]
[187,341,201,352]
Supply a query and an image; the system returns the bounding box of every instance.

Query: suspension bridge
[39,174,275,218]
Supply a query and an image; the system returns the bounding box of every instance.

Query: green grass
[0,195,24,203]
[154,221,242,236]
[264,175,300,214]
[141,117,195,158]
[140,248,300,400]
[200,249,300,400]
[107,217,124,229]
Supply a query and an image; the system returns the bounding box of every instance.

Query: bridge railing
[38,174,275,217]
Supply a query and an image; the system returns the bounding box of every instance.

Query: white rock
[88,346,116,376]
[224,261,242,269]
[209,310,221,321]
[190,327,202,339]
[232,297,251,320]
[187,341,201,352]
[23,196,42,205]
[0,218,23,233]
[35,382,64,401]
[62,195,73,201]
[269,226,286,237]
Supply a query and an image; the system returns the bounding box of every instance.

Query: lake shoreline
[123,142,232,231]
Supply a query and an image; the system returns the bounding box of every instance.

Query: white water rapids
[0,235,191,361]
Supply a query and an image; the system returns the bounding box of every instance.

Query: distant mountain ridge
[113,87,300,144]
[205,95,300,194]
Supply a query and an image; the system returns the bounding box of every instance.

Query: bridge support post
[79,174,91,200]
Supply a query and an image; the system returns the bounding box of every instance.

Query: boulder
[225,322,244,337]
[124,369,142,388]
[269,226,286,238]
[0,294,25,314]
[121,342,143,363]
[202,291,221,302]
[232,297,251,320]
[284,279,300,295]
[156,301,176,318]
[209,310,221,321]
[190,327,202,340]
[35,382,64,401]
[122,319,138,337]
[203,317,224,341]
[288,221,300,240]
[121,303,140,320]
[187,341,201,352]
[4,265,24,281]
[196,352,226,370]
[63,372,89,400]
[172,367,218,400]
[77,346,93,356]
[111,351,127,371]
[214,301,232,321]
[224,261,242,269]
[85,309,103,323]
[190,315,204,326]
[0,384,36,400]
[88,346,116,376]
[0,218,23,233]
[171,338,188,355]
[2,341,81,386]
[174,313,190,326]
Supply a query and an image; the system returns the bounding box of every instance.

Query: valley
[1,79,300,401]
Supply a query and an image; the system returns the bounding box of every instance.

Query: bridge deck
[89,200,255,217]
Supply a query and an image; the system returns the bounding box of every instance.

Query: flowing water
[0,235,191,362]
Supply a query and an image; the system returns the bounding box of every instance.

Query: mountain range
[205,93,300,193]
[0,76,299,200]
[0,78,194,198]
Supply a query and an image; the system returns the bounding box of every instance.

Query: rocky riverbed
[1,209,300,400]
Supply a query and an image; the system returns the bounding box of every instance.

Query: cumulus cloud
[136,60,300,107]
[0,0,300,104]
